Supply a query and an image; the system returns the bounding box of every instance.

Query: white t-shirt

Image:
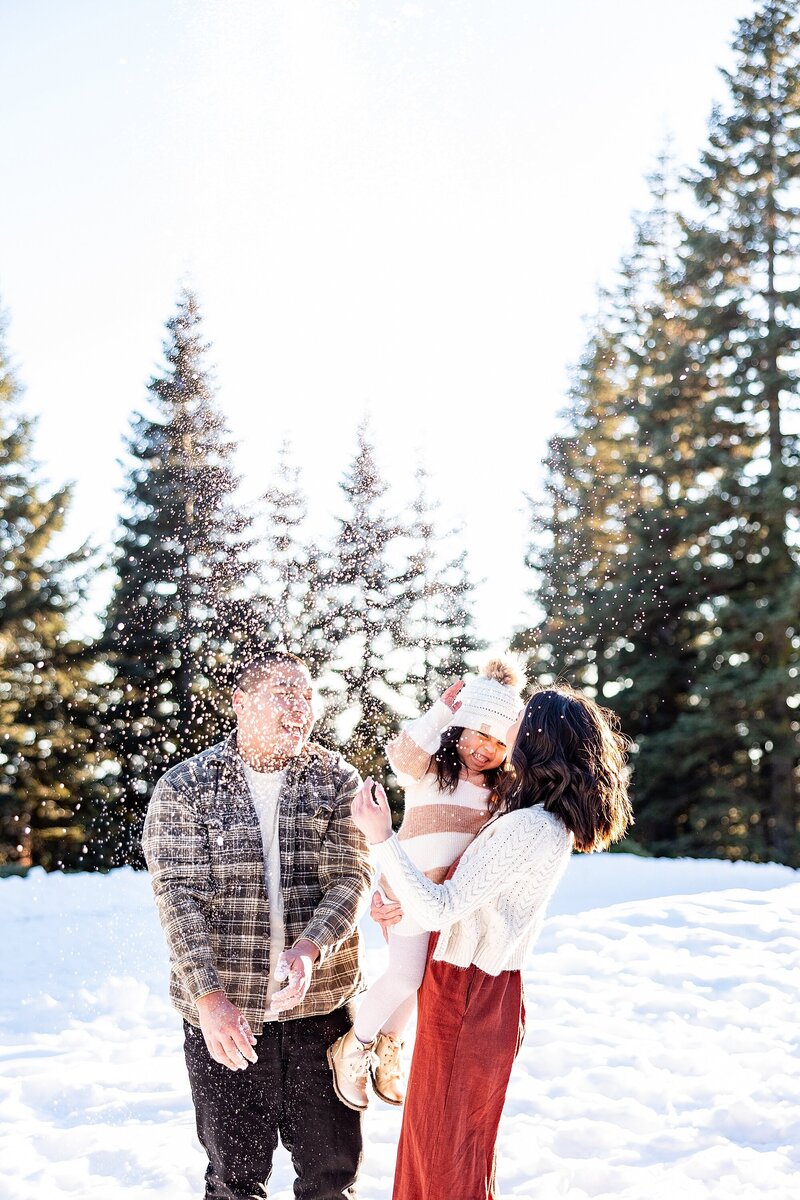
[241,762,287,1020]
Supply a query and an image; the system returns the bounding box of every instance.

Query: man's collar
[206,729,320,775]
[205,729,242,769]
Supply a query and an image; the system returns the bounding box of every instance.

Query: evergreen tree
[403,466,483,710]
[516,166,738,856]
[524,3,800,865]
[601,183,745,859]
[254,440,338,676]
[0,307,101,870]
[522,155,691,704]
[676,0,800,863]
[325,424,413,790]
[522,192,777,859]
[100,289,257,865]
[432,546,483,688]
[515,318,640,696]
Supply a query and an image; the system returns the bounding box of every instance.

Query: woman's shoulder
[497,803,571,846]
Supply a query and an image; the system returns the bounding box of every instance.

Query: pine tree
[325,424,413,789]
[0,307,101,870]
[254,440,337,676]
[676,0,800,863]
[600,179,744,858]
[516,318,640,696]
[519,4,800,864]
[517,158,691,703]
[100,289,258,865]
[403,466,482,710]
[432,547,483,688]
[521,93,800,864]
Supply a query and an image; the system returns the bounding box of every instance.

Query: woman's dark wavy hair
[495,684,633,852]
[433,725,507,795]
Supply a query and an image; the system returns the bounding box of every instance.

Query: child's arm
[386,682,465,783]
[386,700,452,781]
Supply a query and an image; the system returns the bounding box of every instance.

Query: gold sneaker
[327,1029,378,1111]
[371,1033,406,1106]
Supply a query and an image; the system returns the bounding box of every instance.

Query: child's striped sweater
[384,700,492,890]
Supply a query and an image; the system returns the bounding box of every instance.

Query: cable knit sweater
[372,804,573,975]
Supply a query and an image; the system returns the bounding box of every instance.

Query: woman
[351,684,633,1200]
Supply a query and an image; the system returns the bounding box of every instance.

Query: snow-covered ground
[2,855,798,1200]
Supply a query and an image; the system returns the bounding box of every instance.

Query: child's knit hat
[452,657,525,745]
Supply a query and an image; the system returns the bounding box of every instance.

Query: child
[327,657,524,1111]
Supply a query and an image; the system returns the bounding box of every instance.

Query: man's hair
[234,651,310,693]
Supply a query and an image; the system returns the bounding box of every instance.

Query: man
[142,651,372,1200]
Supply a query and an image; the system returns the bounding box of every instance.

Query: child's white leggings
[354,929,430,1044]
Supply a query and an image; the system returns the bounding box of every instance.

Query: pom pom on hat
[452,655,525,745]
[480,656,523,690]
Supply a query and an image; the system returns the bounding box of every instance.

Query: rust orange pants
[392,932,525,1200]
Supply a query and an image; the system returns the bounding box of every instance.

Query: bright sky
[0,0,755,647]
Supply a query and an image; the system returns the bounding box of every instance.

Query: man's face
[232,663,315,759]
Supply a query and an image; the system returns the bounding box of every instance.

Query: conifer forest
[1,0,799,870]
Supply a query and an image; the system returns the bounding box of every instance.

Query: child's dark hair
[433,725,506,795]
[495,684,633,852]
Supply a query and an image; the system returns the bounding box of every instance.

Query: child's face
[456,728,507,775]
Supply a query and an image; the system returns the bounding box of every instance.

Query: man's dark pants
[183,1004,362,1200]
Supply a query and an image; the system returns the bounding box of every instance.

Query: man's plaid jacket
[142,731,373,1031]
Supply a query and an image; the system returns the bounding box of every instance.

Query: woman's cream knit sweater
[372,804,573,975]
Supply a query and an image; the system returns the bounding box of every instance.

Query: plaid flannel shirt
[142,731,372,1032]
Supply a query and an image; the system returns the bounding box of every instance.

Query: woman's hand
[370,891,404,942]
[441,680,465,713]
[351,777,393,845]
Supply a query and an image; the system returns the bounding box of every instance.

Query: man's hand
[196,991,258,1071]
[370,890,404,943]
[269,939,319,1013]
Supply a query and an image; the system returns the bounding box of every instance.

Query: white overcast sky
[0,0,754,647]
